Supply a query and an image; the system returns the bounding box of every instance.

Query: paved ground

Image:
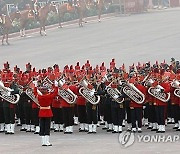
[0,8,180,70]
[0,7,180,154]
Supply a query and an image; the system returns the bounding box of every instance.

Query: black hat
[171,57,175,62]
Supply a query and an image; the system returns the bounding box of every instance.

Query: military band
[0,58,180,146]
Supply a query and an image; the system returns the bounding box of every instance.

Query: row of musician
[0,73,180,134]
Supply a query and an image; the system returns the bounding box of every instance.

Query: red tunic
[130,84,146,108]
[34,87,58,118]
[52,95,61,108]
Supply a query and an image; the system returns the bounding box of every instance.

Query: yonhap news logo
[118,131,180,148]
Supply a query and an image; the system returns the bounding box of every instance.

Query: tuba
[148,85,170,102]
[106,79,124,104]
[123,82,145,104]
[0,81,20,104]
[171,80,180,98]
[79,78,100,105]
[58,78,77,104]
[25,88,40,107]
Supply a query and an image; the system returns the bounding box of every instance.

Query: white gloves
[54,80,58,87]
[113,95,119,99]
[33,81,38,87]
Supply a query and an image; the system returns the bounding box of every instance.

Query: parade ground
[0,7,180,154]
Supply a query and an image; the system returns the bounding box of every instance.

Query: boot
[10,124,15,134]
[31,125,35,132]
[17,119,21,126]
[5,124,11,134]
[20,124,26,131]
[156,125,162,133]
[176,120,180,131]
[127,123,131,131]
[41,136,46,146]
[118,126,122,133]
[151,123,158,131]
[26,125,31,132]
[131,128,136,132]
[92,124,97,133]
[79,123,85,132]
[161,125,165,133]
[85,124,89,132]
[147,123,153,129]
[69,126,73,134]
[64,127,70,134]
[50,121,54,130]
[173,123,179,129]
[112,125,118,133]
[102,121,108,130]
[54,124,59,132]
[107,124,113,132]
[137,127,142,133]
[34,126,40,134]
[122,120,126,127]
[74,117,79,125]
[100,116,105,125]
[0,123,5,132]
[59,124,64,132]
[45,135,52,146]
[88,124,93,134]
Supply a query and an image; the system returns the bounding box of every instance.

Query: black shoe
[54,130,59,132]
[102,127,107,130]
[47,144,52,146]
[147,127,153,129]
[0,131,4,133]
[42,144,47,146]
[112,131,118,133]
[26,130,31,132]
[34,132,39,134]
[93,131,97,134]
[59,130,63,132]
[79,129,85,132]
[64,131,69,134]
[17,124,22,126]
[119,131,122,133]
[156,130,161,133]
[20,128,26,131]
[106,129,113,132]
[138,130,142,133]
[5,132,11,134]
[173,127,178,129]
[161,131,165,133]
[151,128,158,131]
[87,131,93,134]
[176,129,180,131]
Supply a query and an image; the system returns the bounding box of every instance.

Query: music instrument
[123,82,145,104]
[148,85,170,102]
[171,80,180,98]
[79,78,100,105]
[25,88,40,107]
[174,88,180,98]
[0,81,20,104]
[58,78,77,104]
[106,80,124,104]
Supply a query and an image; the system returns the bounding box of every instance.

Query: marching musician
[33,80,58,146]
[154,75,170,133]
[130,76,146,133]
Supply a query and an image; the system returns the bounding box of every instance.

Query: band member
[52,94,64,132]
[86,78,99,133]
[130,77,146,133]
[61,79,75,134]
[74,83,88,132]
[110,78,125,133]
[154,76,170,133]
[34,80,58,146]
[3,80,19,134]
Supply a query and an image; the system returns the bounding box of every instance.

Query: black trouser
[98,96,105,117]
[167,101,172,118]
[143,104,149,119]
[0,105,4,123]
[104,102,112,124]
[52,107,63,124]
[171,104,179,123]
[62,107,74,127]
[125,100,131,123]
[86,102,98,124]
[24,103,32,125]
[39,118,51,136]
[3,107,15,124]
[111,101,125,126]
[74,104,78,117]
[77,105,87,123]
[18,101,25,125]
[155,106,165,125]
[32,108,39,126]
[131,108,143,128]
[148,104,156,123]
